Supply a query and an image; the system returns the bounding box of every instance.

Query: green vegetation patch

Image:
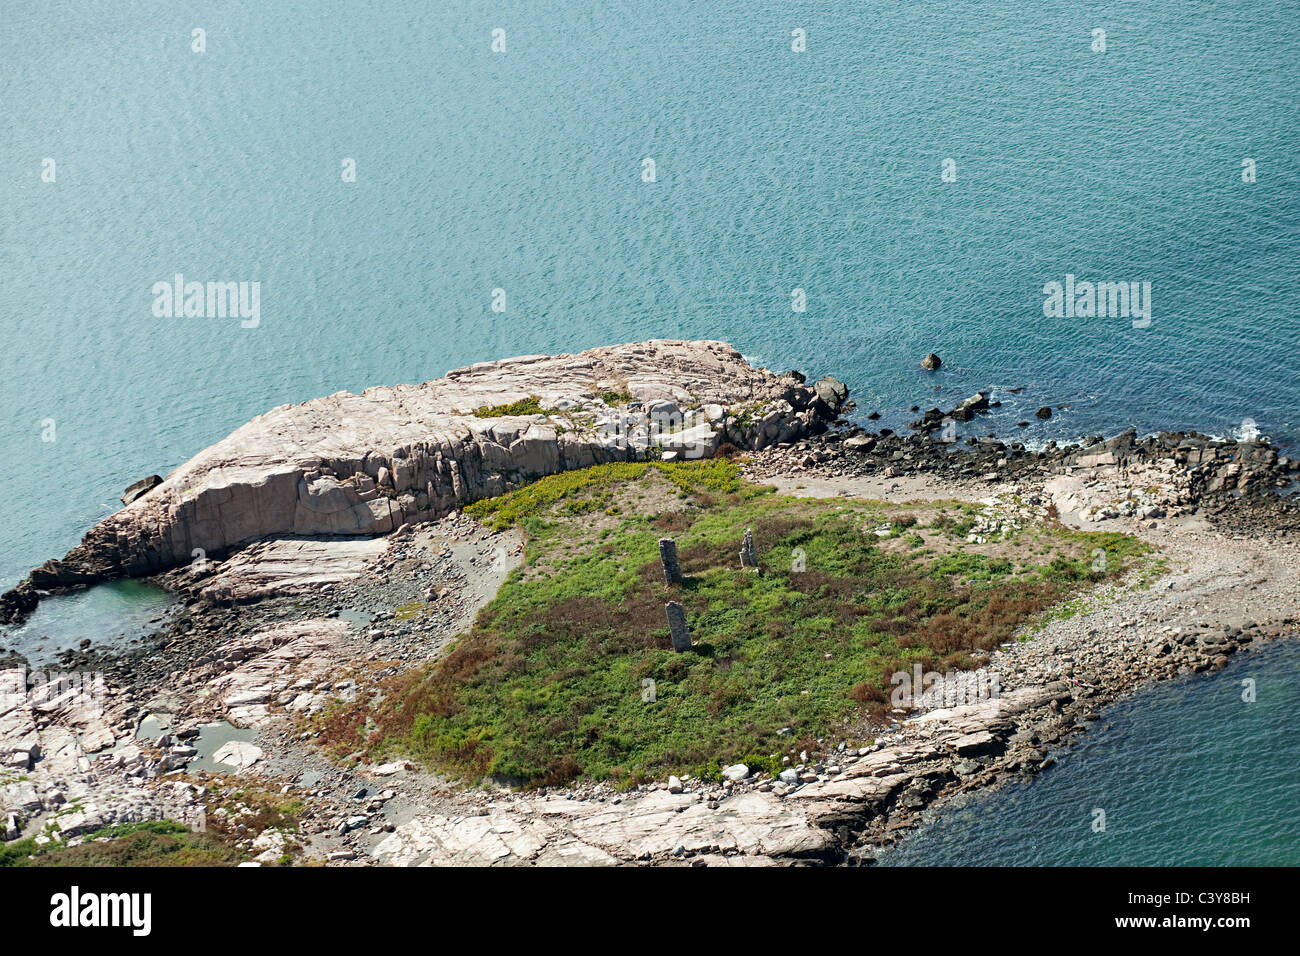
[2,784,308,867]
[2,820,241,868]
[464,458,746,531]
[334,464,1151,789]
[472,396,559,418]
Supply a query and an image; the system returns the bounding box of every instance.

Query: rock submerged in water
[921,353,942,370]
[1036,406,1053,420]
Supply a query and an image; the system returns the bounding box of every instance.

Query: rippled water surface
[2,0,1297,587]
[877,639,1300,866]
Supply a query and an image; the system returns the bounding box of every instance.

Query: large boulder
[813,376,849,414]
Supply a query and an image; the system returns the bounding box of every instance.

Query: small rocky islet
[2,340,1297,866]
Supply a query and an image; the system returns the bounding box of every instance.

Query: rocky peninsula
[1,340,844,625]
[2,340,1297,866]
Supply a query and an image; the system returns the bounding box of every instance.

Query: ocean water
[877,638,1300,866]
[2,579,176,668]
[0,1,1297,863]
[2,0,1298,587]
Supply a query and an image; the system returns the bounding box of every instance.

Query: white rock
[212,741,264,771]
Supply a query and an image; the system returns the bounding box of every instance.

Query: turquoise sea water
[1,2,1297,864]
[2,579,175,668]
[877,638,1300,866]
[2,0,1298,586]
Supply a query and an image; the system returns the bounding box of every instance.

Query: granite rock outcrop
[2,341,840,622]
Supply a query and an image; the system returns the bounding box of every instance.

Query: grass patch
[394,601,430,621]
[2,820,241,868]
[2,785,307,867]
[205,787,305,838]
[472,396,559,418]
[329,466,1151,789]
[464,458,747,531]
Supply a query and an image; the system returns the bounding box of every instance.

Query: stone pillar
[739,528,757,569]
[659,537,683,584]
[666,601,691,651]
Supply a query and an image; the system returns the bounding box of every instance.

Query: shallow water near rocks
[337,608,374,630]
[0,580,177,668]
[875,638,1300,866]
[186,722,260,774]
[134,714,171,741]
[136,717,258,773]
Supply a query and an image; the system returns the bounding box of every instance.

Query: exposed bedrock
[2,340,842,620]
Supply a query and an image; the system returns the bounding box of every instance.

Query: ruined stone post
[659,537,683,585]
[666,601,691,651]
[739,527,757,569]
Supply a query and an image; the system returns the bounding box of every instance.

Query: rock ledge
[2,340,840,621]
